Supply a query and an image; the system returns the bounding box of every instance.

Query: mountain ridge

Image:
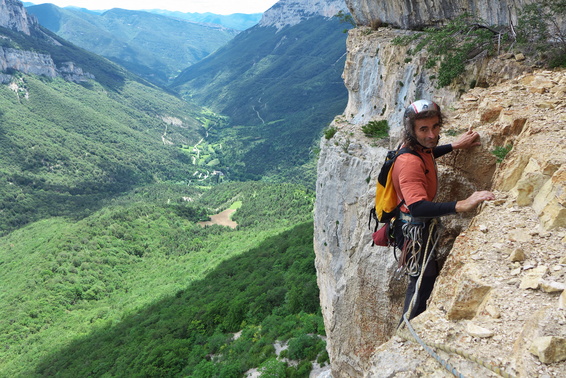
[172,10,351,185]
[259,0,347,30]
[26,3,238,86]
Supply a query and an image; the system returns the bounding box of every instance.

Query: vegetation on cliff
[391,1,566,87]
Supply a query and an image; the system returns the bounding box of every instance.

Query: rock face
[0,47,57,78]
[0,0,37,35]
[345,0,538,29]
[259,0,348,30]
[0,47,94,83]
[0,1,94,83]
[314,24,566,378]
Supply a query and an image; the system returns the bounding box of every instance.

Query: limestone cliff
[345,0,537,29]
[0,0,37,35]
[259,0,348,30]
[0,47,57,78]
[0,0,94,83]
[314,10,565,378]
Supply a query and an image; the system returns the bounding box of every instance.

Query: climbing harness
[396,219,517,378]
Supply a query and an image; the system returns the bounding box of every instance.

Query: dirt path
[198,208,238,229]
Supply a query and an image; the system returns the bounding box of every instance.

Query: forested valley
[1,181,321,377]
[0,1,341,376]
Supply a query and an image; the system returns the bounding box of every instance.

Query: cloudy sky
[28,0,280,15]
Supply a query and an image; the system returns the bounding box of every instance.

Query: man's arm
[408,200,456,218]
[409,190,495,217]
[434,128,481,158]
[433,144,453,159]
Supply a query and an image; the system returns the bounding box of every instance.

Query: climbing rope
[402,219,426,277]
[395,219,516,378]
[396,322,517,378]
[393,216,428,279]
[399,314,464,378]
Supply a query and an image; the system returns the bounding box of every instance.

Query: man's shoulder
[396,149,424,163]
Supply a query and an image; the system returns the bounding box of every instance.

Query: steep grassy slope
[27,4,238,86]
[0,182,318,377]
[172,16,350,185]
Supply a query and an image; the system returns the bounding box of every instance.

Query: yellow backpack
[369,147,422,246]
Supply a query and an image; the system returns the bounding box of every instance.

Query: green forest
[0,5,332,377]
[1,181,321,377]
[0,53,322,378]
[0,67,321,378]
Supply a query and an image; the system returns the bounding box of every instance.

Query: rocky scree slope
[372,70,566,378]
[315,67,566,377]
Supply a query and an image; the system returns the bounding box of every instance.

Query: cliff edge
[314,24,565,378]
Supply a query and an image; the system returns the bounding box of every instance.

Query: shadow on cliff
[434,145,498,266]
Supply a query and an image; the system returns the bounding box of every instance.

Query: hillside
[0,181,321,377]
[0,2,230,234]
[26,4,238,86]
[171,9,350,185]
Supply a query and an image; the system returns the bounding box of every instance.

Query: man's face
[414,115,441,149]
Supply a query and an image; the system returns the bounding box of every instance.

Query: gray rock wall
[0,0,38,35]
[259,0,348,29]
[345,0,536,29]
[0,47,58,78]
[314,129,403,375]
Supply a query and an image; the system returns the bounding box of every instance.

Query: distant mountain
[26,4,238,86]
[144,10,262,30]
[23,3,261,30]
[0,1,221,233]
[171,0,350,185]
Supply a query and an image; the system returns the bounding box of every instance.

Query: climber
[392,99,495,322]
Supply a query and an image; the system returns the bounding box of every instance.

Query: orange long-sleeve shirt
[392,146,437,213]
[391,144,456,217]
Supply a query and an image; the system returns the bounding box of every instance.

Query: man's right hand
[455,191,495,212]
[452,127,481,150]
